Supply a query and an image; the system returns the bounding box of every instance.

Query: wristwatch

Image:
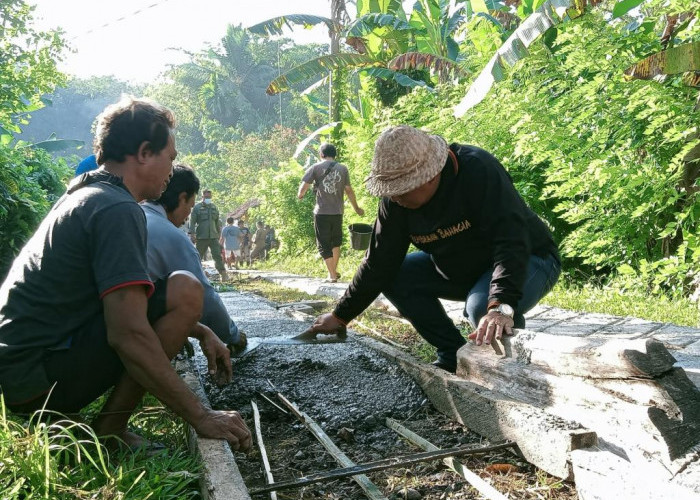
[489,303,514,318]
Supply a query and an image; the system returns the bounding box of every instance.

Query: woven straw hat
[365,125,448,197]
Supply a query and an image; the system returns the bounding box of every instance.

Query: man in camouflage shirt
[189,189,227,280]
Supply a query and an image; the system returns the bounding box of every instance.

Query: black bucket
[348,223,373,251]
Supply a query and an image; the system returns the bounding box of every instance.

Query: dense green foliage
[0,1,71,280]
[321,1,699,299]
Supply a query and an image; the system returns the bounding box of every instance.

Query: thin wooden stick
[251,401,277,500]
[249,440,516,495]
[275,393,387,500]
[353,319,409,350]
[256,392,289,415]
[386,417,509,500]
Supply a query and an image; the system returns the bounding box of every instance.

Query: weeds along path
[194,290,576,499]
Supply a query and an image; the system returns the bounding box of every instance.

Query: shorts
[314,214,343,259]
[8,279,168,414]
[226,249,241,258]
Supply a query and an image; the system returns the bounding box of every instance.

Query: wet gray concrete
[197,292,426,432]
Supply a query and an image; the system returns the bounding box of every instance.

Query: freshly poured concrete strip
[176,357,251,500]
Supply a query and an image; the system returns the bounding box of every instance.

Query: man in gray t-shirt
[298,143,364,282]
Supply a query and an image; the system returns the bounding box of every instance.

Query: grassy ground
[0,393,200,499]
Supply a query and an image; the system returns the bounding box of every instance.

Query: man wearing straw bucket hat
[302,125,561,373]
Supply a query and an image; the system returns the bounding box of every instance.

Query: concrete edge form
[175,357,251,500]
[353,334,597,480]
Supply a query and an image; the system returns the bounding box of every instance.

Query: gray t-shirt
[221,225,241,250]
[141,202,238,345]
[302,159,350,215]
[0,171,152,404]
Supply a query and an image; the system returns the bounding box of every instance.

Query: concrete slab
[524,304,553,319]
[685,340,700,356]
[600,317,664,336]
[644,324,700,349]
[672,351,700,389]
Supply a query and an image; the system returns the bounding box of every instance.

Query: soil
[196,291,577,499]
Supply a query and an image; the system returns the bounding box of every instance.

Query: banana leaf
[358,67,430,88]
[29,139,85,152]
[454,0,579,117]
[294,122,341,159]
[267,54,379,95]
[624,41,700,83]
[248,15,340,37]
[388,52,470,78]
[612,0,645,19]
[346,13,414,37]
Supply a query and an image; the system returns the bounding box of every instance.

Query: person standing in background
[249,221,268,263]
[297,143,364,282]
[220,217,242,269]
[238,220,251,266]
[189,189,227,280]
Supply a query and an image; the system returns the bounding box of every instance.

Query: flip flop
[105,432,167,457]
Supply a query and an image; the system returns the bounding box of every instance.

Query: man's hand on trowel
[295,313,347,340]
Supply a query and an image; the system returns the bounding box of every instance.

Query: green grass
[0,394,201,499]
[542,281,699,327]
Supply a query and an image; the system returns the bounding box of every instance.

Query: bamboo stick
[251,401,277,500]
[275,392,387,499]
[256,392,289,415]
[353,319,409,350]
[386,417,509,500]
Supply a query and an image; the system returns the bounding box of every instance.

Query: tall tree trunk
[330,0,347,142]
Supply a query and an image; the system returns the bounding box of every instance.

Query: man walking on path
[298,143,364,282]
[190,189,228,280]
[0,97,251,451]
[302,126,560,373]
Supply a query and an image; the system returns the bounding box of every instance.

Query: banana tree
[250,0,475,98]
[248,0,350,129]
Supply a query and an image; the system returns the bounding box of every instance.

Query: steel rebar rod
[249,441,515,495]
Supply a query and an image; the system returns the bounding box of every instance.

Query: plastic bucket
[348,223,373,251]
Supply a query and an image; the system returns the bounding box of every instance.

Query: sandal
[104,431,167,457]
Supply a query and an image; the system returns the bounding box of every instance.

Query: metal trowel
[233,328,347,358]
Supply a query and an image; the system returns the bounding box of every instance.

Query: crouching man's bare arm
[102,282,251,451]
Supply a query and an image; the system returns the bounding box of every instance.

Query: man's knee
[318,242,333,259]
[166,271,204,322]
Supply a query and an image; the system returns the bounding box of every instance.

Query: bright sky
[30,0,332,84]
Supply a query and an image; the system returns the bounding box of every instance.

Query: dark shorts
[8,279,168,414]
[314,214,343,259]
